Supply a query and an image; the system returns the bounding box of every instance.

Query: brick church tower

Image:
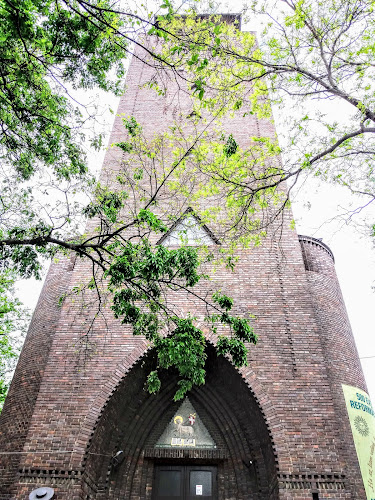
[0,14,373,500]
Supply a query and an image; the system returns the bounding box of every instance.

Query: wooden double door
[153,465,217,500]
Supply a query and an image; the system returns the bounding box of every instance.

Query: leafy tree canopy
[0,0,130,180]
[153,0,375,211]
[1,0,374,401]
[0,269,29,409]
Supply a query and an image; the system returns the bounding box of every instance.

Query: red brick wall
[300,236,367,498]
[0,25,368,500]
[0,256,75,499]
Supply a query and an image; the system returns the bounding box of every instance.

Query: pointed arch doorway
[151,397,217,500]
[82,344,279,500]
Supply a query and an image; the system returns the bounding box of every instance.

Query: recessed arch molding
[81,344,280,500]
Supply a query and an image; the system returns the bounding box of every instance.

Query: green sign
[342,384,375,499]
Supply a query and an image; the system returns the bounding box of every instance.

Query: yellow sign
[342,384,375,499]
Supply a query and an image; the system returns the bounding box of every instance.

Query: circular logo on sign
[354,415,369,437]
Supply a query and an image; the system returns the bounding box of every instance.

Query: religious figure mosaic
[155,398,216,449]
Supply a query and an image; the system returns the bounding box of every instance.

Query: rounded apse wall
[299,234,367,497]
[298,234,366,391]
[82,344,279,500]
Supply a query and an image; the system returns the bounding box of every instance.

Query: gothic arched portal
[81,345,279,500]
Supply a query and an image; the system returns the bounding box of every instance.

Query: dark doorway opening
[153,465,217,500]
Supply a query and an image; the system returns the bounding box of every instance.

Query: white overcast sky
[16,3,375,405]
